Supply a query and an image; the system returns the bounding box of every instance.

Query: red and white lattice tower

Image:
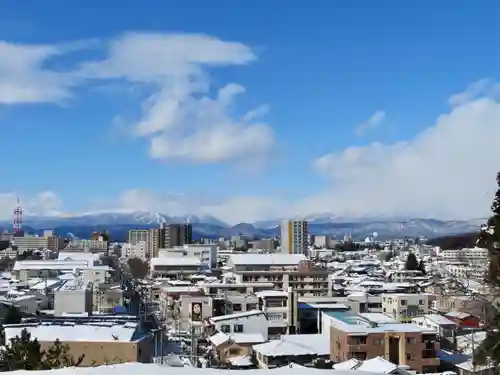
[13,197,23,233]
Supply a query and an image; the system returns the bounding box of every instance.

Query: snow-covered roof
[209,332,266,346]
[424,314,456,326]
[253,334,329,357]
[210,310,265,323]
[13,260,89,271]
[334,358,361,370]
[4,322,139,342]
[355,357,398,373]
[57,252,100,265]
[255,290,288,298]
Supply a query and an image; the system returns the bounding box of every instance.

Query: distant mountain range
[0,212,485,241]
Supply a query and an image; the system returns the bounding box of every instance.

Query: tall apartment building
[128,224,193,259]
[280,220,309,255]
[165,224,193,248]
[128,229,163,259]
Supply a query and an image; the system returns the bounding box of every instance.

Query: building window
[419,300,424,305]
[234,324,244,333]
[246,303,257,310]
[221,324,230,333]
[401,300,407,306]
[406,353,414,360]
[232,304,242,311]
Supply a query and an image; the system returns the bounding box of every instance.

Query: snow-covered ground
[7,363,387,375]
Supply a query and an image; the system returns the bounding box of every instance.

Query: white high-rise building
[280,220,309,255]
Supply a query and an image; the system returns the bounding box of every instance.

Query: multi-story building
[445,263,487,280]
[122,241,148,259]
[128,224,193,259]
[255,290,295,337]
[440,247,489,264]
[165,224,193,247]
[226,253,334,297]
[150,257,201,278]
[382,293,432,323]
[53,279,93,316]
[13,232,63,252]
[128,229,149,246]
[280,220,309,255]
[312,235,336,249]
[63,239,108,253]
[326,310,440,373]
[159,244,217,268]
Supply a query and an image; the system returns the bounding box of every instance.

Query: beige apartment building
[226,254,334,297]
[327,311,440,373]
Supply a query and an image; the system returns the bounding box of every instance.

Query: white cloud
[448,78,500,107]
[355,110,386,136]
[0,191,63,220]
[80,32,275,163]
[0,41,88,105]
[0,32,274,164]
[66,80,500,223]
[309,80,500,220]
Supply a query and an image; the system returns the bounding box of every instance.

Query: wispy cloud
[0,32,276,165]
[355,110,386,136]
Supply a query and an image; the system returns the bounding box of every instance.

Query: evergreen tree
[405,252,419,270]
[3,305,22,324]
[474,172,500,367]
[0,328,44,371]
[42,339,84,369]
[0,329,84,371]
[418,260,427,275]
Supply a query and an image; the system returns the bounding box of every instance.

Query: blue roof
[113,305,128,313]
[437,350,471,364]
[298,303,316,309]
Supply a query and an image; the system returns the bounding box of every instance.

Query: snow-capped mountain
[0,211,484,240]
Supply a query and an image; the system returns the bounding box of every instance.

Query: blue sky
[1,0,500,223]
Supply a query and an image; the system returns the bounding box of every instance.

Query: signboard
[191,302,202,321]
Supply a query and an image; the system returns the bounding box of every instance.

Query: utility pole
[160,326,164,364]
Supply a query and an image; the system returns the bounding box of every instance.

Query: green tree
[42,339,84,369]
[404,252,419,270]
[418,260,427,275]
[0,328,44,371]
[127,257,149,279]
[474,172,500,367]
[3,305,22,324]
[0,329,85,371]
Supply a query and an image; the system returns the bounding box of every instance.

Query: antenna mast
[13,197,23,234]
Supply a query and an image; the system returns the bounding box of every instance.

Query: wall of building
[39,339,151,366]
[213,314,268,340]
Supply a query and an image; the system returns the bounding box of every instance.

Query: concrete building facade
[280,220,309,255]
